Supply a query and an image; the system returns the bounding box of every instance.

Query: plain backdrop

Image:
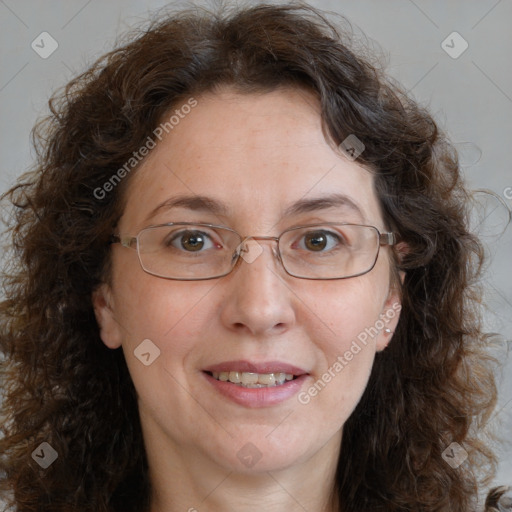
[1,0,511,495]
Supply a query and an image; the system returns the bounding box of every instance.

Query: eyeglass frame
[110,221,397,281]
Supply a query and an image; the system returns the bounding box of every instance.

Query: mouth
[202,361,309,408]
[206,370,298,388]
[202,360,309,397]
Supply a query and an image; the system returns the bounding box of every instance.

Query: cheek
[303,272,388,351]
[110,266,220,385]
[113,276,219,418]
[113,254,214,335]
[295,273,389,417]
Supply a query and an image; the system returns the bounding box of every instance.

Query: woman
[0,3,501,511]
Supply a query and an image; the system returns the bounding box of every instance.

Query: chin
[208,429,322,474]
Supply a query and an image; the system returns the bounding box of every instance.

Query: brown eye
[166,230,214,252]
[180,231,205,251]
[295,229,346,253]
[304,231,328,251]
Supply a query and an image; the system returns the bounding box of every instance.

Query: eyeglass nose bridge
[234,235,283,266]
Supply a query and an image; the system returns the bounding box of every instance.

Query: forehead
[121,87,383,232]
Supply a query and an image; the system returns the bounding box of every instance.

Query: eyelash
[165,228,348,253]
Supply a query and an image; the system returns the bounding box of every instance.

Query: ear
[92,283,123,349]
[375,273,404,352]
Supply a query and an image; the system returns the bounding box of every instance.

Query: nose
[219,237,297,337]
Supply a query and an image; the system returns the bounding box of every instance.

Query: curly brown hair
[0,3,499,511]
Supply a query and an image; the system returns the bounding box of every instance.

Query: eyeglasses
[110,222,396,281]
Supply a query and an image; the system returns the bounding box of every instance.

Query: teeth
[258,373,275,386]
[241,372,259,386]
[228,371,241,383]
[210,371,297,387]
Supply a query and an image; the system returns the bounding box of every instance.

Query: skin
[93,87,402,512]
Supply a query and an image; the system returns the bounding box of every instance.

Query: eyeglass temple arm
[110,235,137,248]
[379,232,396,246]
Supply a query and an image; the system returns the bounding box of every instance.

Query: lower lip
[203,372,309,408]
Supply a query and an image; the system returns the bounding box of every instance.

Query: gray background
[1,0,511,496]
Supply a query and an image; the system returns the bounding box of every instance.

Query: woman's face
[94,87,401,475]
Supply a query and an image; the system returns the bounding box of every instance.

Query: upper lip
[203,360,309,375]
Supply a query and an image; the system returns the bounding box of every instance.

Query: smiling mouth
[206,371,297,388]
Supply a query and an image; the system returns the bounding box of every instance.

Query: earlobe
[375,290,402,352]
[92,284,123,349]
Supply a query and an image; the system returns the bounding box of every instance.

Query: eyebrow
[145,193,365,223]
[282,193,365,220]
[145,195,231,222]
